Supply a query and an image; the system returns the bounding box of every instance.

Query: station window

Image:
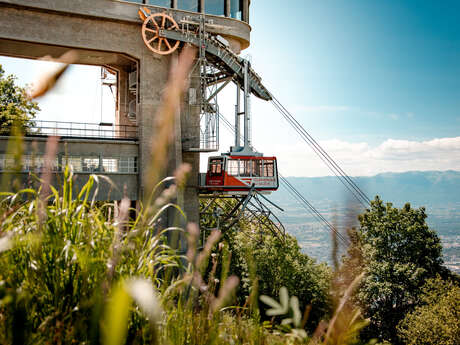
[263,160,274,177]
[147,0,173,7]
[0,154,138,174]
[227,159,239,176]
[177,0,199,12]
[230,0,243,20]
[118,157,138,173]
[205,0,225,16]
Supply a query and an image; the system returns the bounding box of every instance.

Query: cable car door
[206,157,224,186]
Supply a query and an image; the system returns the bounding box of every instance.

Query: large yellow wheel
[141,12,180,55]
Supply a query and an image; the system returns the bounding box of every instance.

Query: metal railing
[27,120,138,140]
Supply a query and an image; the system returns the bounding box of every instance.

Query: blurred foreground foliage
[0,167,366,345]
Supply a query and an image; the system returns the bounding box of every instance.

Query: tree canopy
[397,277,460,345]
[0,64,39,135]
[227,226,331,332]
[356,196,445,344]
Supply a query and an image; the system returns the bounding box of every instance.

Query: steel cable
[217,112,349,247]
[269,94,371,207]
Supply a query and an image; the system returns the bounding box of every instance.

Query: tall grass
[0,47,369,344]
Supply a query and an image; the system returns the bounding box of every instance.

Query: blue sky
[1,0,459,176]
[248,0,460,143]
[237,0,460,176]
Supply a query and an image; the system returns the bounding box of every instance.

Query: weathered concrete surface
[0,0,251,50]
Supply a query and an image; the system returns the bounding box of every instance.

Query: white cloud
[270,137,460,177]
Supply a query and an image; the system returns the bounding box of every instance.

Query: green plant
[227,225,331,332]
[397,277,460,345]
[356,196,445,344]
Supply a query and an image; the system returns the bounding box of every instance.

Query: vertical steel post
[235,82,240,148]
[243,59,249,149]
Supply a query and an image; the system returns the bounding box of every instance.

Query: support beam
[225,0,231,17]
[243,60,249,149]
[235,82,240,148]
[206,77,231,102]
[243,0,249,23]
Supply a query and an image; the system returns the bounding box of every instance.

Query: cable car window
[208,158,222,175]
[227,159,239,176]
[239,160,252,176]
[263,160,274,177]
[252,159,262,177]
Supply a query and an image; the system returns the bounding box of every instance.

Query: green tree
[356,196,445,344]
[227,226,331,332]
[0,64,39,135]
[397,277,460,345]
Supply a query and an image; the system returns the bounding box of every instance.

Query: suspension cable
[269,94,371,207]
[217,112,349,247]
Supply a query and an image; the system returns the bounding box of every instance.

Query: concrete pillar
[225,0,231,17]
[180,64,201,225]
[243,0,249,22]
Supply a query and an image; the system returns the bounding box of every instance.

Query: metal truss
[199,188,286,243]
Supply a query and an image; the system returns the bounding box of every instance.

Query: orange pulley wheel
[141,12,180,55]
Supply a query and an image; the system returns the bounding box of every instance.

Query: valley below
[270,170,460,272]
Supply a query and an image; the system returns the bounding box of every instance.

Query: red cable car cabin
[205,155,279,193]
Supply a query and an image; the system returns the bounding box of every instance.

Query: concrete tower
[0,0,252,224]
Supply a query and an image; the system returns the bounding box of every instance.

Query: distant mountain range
[269,170,460,272]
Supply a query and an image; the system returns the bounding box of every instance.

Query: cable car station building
[0,0,261,224]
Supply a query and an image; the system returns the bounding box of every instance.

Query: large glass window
[239,159,252,176]
[230,0,242,20]
[252,159,262,177]
[227,159,239,176]
[263,160,274,177]
[147,0,172,7]
[0,154,138,174]
[205,0,225,16]
[125,0,143,3]
[177,0,199,12]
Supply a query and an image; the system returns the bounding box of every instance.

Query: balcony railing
[27,120,138,140]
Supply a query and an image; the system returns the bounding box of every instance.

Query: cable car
[204,154,278,193]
